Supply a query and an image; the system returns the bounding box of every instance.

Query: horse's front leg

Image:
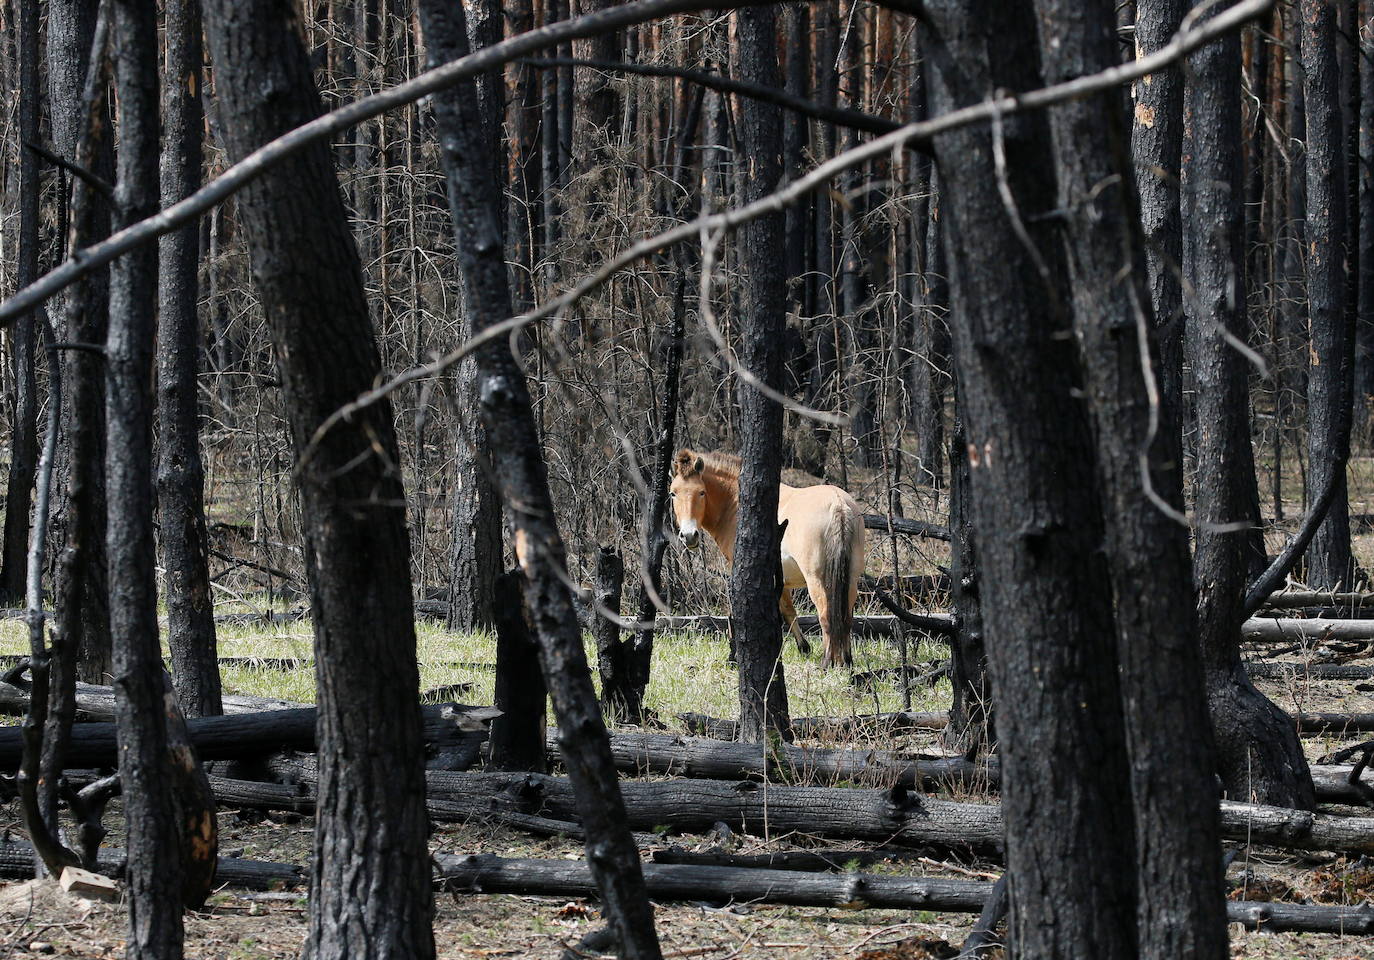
[778,590,811,657]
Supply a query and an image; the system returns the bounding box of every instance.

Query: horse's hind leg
[779,590,811,657]
[811,586,838,668]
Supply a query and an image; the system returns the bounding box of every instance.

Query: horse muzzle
[680,529,701,549]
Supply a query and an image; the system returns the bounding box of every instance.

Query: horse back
[777,484,865,570]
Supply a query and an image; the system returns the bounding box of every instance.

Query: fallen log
[862,515,952,542]
[0,839,305,889]
[556,730,997,791]
[1263,591,1374,609]
[1244,618,1374,642]
[575,730,1372,807]
[437,854,1374,934]
[1246,662,1374,682]
[0,677,303,720]
[650,848,932,871]
[1297,712,1374,734]
[679,710,951,740]
[440,853,986,911]
[0,703,497,771]
[1310,765,1374,806]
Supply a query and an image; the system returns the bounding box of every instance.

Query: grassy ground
[0,599,952,727]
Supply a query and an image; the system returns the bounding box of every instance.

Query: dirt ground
[4,666,1374,959]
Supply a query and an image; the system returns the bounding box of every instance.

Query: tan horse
[670,449,865,668]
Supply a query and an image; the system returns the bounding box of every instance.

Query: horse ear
[692,456,704,475]
[674,450,692,476]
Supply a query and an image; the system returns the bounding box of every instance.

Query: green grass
[0,611,950,733]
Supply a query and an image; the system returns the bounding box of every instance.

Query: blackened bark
[199,3,437,957]
[506,0,542,312]
[910,175,949,489]
[628,270,687,720]
[1184,8,1317,810]
[593,546,631,717]
[445,1,504,635]
[40,0,113,831]
[1302,0,1355,588]
[925,2,1137,957]
[107,1,185,954]
[1032,3,1227,955]
[937,413,989,755]
[1131,0,1186,491]
[0,0,41,604]
[416,3,662,956]
[445,389,502,631]
[1359,1,1374,417]
[48,0,113,686]
[571,0,622,161]
[158,0,220,719]
[730,6,790,741]
[490,571,547,773]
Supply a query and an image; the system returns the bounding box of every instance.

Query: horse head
[670,449,707,549]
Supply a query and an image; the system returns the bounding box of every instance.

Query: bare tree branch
[295,0,1274,464]
[0,0,1272,329]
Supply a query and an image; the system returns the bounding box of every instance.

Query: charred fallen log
[678,710,951,740]
[436,854,1374,934]
[1246,662,1374,681]
[0,676,303,720]
[554,730,996,791]
[0,703,496,770]
[1244,619,1374,642]
[861,515,952,542]
[0,839,304,889]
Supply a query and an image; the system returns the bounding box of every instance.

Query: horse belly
[779,548,806,590]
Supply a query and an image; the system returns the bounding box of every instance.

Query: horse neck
[700,470,740,563]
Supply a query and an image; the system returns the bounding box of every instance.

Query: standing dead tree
[416,2,663,956]
[1032,0,1228,954]
[1302,0,1355,589]
[199,2,438,957]
[729,5,791,743]
[106,0,192,953]
[157,0,220,718]
[1184,1,1316,810]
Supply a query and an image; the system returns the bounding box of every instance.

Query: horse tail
[824,499,862,667]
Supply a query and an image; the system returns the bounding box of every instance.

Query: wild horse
[669,449,866,667]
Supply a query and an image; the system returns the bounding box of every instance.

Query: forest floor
[3,615,1374,959]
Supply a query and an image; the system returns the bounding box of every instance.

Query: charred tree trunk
[629,274,687,720]
[938,412,989,755]
[571,0,622,163]
[39,0,113,832]
[1184,6,1317,810]
[444,1,504,635]
[506,0,542,312]
[416,3,662,956]
[594,546,632,718]
[199,3,437,957]
[48,0,113,686]
[1131,0,1186,487]
[157,0,220,719]
[910,175,949,489]
[1357,0,1374,421]
[0,0,41,605]
[1031,2,1228,955]
[1302,0,1355,588]
[490,571,547,773]
[107,0,186,954]
[925,2,1137,957]
[731,6,791,739]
